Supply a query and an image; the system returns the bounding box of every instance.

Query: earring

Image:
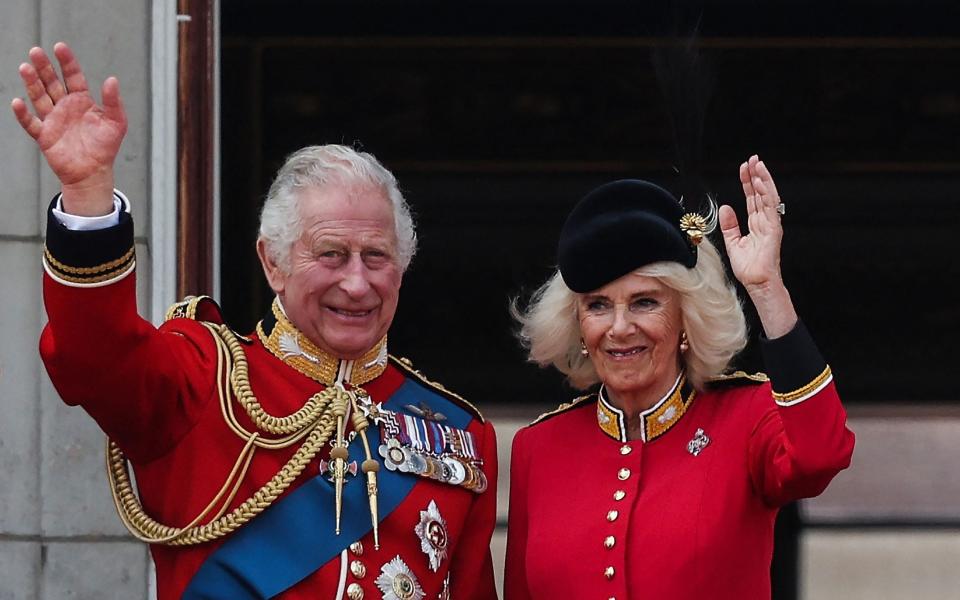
[679,331,689,353]
[580,340,589,356]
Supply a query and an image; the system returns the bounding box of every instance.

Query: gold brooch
[679,213,708,245]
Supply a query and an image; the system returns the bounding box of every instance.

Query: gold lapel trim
[596,391,627,443]
[256,298,388,386]
[639,373,694,442]
[597,373,694,443]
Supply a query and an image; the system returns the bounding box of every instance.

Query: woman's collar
[597,372,696,443]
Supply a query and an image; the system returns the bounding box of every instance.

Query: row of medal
[362,399,487,493]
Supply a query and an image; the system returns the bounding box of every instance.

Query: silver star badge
[360,398,387,424]
[376,556,425,600]
[414,500,449,572]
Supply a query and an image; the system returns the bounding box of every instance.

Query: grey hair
[258,144,417,272]
[513,237,747,391]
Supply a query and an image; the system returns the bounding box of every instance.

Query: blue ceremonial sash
[182,378,473,599]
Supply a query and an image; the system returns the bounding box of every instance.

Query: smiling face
[577,272,684,408]
[257,182,402,360]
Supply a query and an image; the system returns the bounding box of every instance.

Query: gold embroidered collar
[597,373,696,443]
[256,298,388,386]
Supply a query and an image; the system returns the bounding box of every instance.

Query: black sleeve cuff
[43,194,136,286]
[759,320,829,396]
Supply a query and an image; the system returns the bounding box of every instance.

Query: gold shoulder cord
[107,323,340,546]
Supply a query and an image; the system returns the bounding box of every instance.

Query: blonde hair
[513,238,747,390]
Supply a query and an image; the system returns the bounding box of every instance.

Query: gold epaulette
[164,295,224,324]
[706,370,769,388]
[529,394,596,427]
[388,355,485,423]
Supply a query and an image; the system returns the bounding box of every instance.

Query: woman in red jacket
[506,158,854,600]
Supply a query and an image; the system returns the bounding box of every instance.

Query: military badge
[414,500,449,572]
[405,400,447,422]
[319,457,358,481]
[597,409,611,425]
[442,457,467,485]
[379,438,413,473]
[376,556,425,600]
[278,331,320,364]
[657,405,677,424]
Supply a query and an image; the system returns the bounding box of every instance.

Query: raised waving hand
[10,42,127,216]
[719,155,798,338]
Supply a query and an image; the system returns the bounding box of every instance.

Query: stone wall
[0,1,153,598]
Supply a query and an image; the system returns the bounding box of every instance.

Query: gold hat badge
[679,213,708,245]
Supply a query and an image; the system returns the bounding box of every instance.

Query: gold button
[613,490,626,501]
[350,560,366,579]
[620,445,632,455]
[604,566,615,580]
[607,510,619,522]
[347,582,364,600]
[604,535,616,549]
[349,541,364,556]
[618,468,631,480]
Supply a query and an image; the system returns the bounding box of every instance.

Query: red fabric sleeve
[40,272,218,464]
[748,381,855,507]
[449,419,500,599]
[503,426,531,600]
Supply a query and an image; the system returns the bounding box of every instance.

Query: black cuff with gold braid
[760,320,832,406]
[43,194,135,287]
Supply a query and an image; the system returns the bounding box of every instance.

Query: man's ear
[256,238,286,295]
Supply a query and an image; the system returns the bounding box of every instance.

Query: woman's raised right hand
[10,42,127,216]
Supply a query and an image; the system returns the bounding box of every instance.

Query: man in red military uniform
[13,42,497,599]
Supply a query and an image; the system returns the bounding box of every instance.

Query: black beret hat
[557,179,698,293]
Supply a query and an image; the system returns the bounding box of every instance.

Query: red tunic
[40,200,498,599]
[505,326,854,600]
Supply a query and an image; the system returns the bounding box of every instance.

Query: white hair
[513,237,747,391]
[259,144,417,272]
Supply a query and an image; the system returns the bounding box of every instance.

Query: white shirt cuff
[52,190,130,231]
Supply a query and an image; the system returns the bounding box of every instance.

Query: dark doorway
[220,0,960,409]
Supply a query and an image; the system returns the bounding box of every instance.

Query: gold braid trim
[530,394,595,426]
[107,323,339,546]
[43,257,134,284]
[164,296,211,322]
[708,370,769,384]
[44,245,135,275]
[772,365,833,404]
[227,326,338,436]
